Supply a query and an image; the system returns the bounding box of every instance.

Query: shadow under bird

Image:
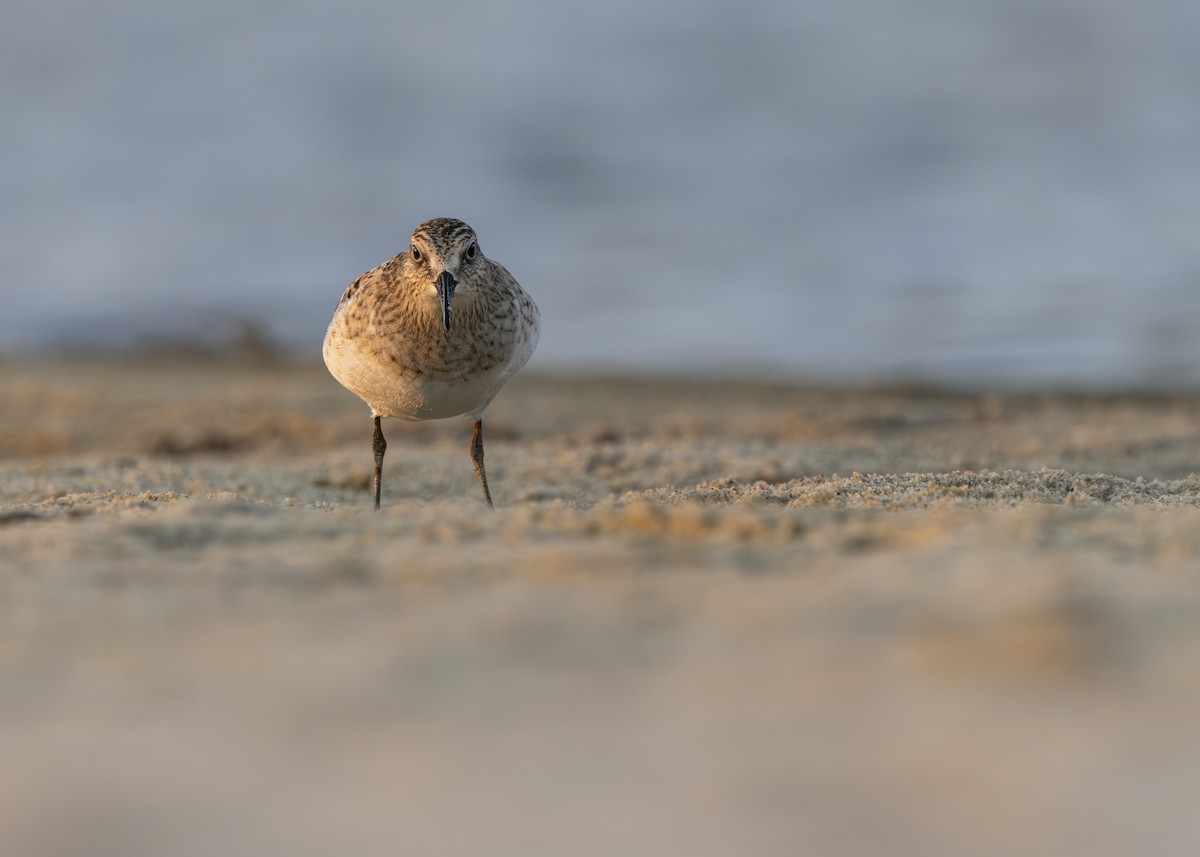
[323,218,540,508]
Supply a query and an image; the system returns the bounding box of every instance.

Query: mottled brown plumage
[323,218,540,508]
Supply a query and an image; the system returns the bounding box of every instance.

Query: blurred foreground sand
[4,356,1200,856]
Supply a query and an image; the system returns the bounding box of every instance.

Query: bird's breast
[323,300,527,421]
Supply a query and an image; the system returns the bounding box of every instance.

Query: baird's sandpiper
[323,218,540,508]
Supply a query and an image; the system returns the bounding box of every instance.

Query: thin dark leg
[372,415,387,510]
[470,419,494,508]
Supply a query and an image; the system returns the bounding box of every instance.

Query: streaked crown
[410,218,477,257]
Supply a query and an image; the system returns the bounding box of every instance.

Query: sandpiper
[323,218,540,508]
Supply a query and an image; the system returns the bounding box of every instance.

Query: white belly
[323,334,517,421]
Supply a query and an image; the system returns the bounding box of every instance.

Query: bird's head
[404,218,484,331]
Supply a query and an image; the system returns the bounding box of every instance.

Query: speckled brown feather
[323,218,540,421]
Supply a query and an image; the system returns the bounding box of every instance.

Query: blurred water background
[6,0,1200,388]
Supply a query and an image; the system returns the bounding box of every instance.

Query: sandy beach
[4,355,1200,856]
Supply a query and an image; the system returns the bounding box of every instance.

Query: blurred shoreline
[10,0,1200,390]
[9,333,1200,396]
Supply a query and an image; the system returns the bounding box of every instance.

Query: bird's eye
[411,245,422,262]
[466,242,477,260]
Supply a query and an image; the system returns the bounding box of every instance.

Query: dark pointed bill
[435,270,457,330]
